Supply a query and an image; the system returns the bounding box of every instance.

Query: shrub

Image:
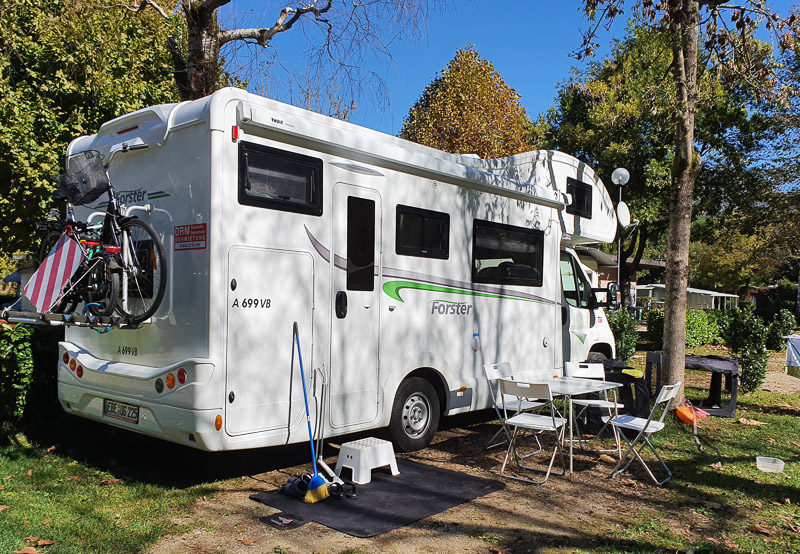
[0,323,62,430]
[606,308,637,363]
[645,308,723,348]
[0,323,34,425]
[685,309,721,347]
[645,308,664,347]
[725,305,769,393]
[765,308,797,351]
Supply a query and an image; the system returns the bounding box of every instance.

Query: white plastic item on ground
[334,437,400,484]
[756,456,785,473]
[786,335,800,369]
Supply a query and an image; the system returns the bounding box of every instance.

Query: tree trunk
[662,0,700,404]
[181,0,221,100]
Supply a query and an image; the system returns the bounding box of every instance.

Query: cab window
[560,252,592,308]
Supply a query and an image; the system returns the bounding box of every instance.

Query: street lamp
[611,168,630,304]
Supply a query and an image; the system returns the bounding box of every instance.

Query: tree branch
[220,1,333,47]
[114,0,171,19]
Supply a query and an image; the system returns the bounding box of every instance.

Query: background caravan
[53,88,621,452]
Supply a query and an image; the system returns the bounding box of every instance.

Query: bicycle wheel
[116,219,167,324]
[85,258,119,317]
[36,231,79,314]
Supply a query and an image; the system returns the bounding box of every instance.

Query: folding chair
[564,361,623,455]
[608,381,682,486]
[499,379,566,484]
[482,363,544,449]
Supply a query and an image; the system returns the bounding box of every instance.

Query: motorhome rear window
[395,205,449,259]
[566,177,592,219]
[472,220,544,287]
[238,142,322,216]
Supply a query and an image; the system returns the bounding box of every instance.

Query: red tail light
[76,365,83,378]
[62,353,69,364]
[177,368,186,384]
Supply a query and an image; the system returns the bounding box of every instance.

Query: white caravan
[53,88,619,452]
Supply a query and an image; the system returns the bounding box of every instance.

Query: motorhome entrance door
[330,185,381,428]
[560,251,594,361]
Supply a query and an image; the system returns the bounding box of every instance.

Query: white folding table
[542,376,622,474]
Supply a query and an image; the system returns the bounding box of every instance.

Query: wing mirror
[591,282,620,310]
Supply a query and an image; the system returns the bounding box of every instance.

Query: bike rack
[1,309,144,330]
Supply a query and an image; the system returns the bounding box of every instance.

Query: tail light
[76,365,83,378]
[62,353,69,364]
[69,359,76,371]
[177,368,186,384]
[165,374,175,389]
[215,414,223,431]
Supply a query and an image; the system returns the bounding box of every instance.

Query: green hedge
[645,308,724,348]
[0,323,62,430]
[725,305,768,393]
[765,308,797,351]
[606,308,637,363]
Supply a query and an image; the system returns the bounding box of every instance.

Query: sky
[218,1,794,136]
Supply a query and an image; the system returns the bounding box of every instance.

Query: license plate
[103,399,139,424]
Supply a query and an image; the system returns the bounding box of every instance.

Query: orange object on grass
[676,406,709,424]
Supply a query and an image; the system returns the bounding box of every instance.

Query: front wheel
[116,219,167,324]
[389,377,440,452]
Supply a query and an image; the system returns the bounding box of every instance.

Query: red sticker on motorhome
[174,224,207,251]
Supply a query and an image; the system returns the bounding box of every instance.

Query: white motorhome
[50,88,619,452]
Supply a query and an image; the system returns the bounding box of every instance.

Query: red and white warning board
[174,223,207,251]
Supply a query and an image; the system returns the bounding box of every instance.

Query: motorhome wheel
[389,377,440,452]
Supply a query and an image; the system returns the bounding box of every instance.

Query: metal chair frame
[482,363,544,450]
[609,381,681,486]
[564,361,623,455]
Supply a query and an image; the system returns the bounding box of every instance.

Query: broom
[293,322,329,503]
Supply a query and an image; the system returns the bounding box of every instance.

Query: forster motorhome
[22,88,624,451]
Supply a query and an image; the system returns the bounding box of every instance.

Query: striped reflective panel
[22,234,84,312]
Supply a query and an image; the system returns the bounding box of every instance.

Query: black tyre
[587,351,608,362]
[116,219,167,324]
[85,260,119,317]
[389,377,441,452]
[37,231,62,264]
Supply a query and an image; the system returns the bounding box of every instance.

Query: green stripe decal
[382,280,545,304]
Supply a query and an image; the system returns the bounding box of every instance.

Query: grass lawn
[0,346,798,553]
[0,431,218,553]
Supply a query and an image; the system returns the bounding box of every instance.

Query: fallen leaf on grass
[4,475,13,480]
[42,520,50,526]
[792,441,800,449]
[237,538,255,545]
[65,476,78,482]
[621,478,637,487]
[786,498,792,505]
[723,540,739,549]
[45,446,55,453]
[738,417,766,426]
[599,454,616,463]
[11,548,37,554]
[0,485,5,491]
[764,438,776,444]
[37,540,55,546]
[664,441,676,447]
[755,501,763,508]
[24,536,38,543]
[710,462,723,470]
[99,478,122,486]
[26,470,32,477]
[772,501,783,506]
[0,505,10,512]
[751,524,775,536]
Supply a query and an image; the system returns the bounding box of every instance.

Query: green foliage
[0,0,181,258]
[0,323,34,424]
[606,308,637,363]
[646,308,724,348]
[0,323,62,429]
[765,308,797,350]
[725,305,769,393]
[684,309,722,347]
[755,278,799,320]
[399,46,531,159]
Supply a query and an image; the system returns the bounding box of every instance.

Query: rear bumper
[58,382,224,450]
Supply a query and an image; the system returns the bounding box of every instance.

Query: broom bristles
[303,475,329,503]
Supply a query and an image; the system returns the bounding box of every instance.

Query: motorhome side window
[238,141,323,216]
[395,205,449,259]
[472,220,544,287]
[566,177,592,219]
[347,196,376,291]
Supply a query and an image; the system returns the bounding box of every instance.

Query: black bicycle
[37,146,167,324]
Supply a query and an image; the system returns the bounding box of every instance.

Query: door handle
[335,290,348,319]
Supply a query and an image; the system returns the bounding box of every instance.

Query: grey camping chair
[482,363,545,449]
[498,379,566,484]
[608,381,682,486]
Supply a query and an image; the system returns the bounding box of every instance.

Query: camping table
[542,376,622,474]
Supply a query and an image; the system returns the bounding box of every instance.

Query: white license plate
[102,399,139,424]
